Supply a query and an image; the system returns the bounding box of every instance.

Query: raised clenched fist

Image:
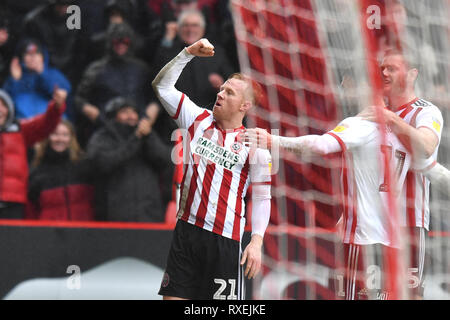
[186,38,215,57]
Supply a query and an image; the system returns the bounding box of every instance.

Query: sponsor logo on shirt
[333,125,347,133]
[432,119,441,133]
[194,137,242,170]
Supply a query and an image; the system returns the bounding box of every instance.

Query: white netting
[231,0,450,299]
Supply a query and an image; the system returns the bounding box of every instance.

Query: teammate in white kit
[152,39,272,300]
[245,115,429,299]
[360,49,444,298]
[245,49,446,299]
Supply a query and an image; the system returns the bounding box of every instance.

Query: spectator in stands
[86,97,171,222]
[0,88,67,219]
[173,0,230,47]
[3,0,47,33]
[87,0,148,64]
[2,39,71,119]
[22,0,86,85]
[0,6,15,86]
[27,120,95,221]
[75,22,158,147]
[152,0,239,68]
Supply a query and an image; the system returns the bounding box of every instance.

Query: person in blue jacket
[3,38,71,119]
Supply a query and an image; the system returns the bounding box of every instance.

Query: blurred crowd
[0,0,239,223]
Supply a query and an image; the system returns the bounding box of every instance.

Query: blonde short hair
[227,73,263,105]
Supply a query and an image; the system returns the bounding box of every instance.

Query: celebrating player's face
[213,78,247,121]
[380,54,409,97]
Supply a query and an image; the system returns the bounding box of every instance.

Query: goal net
[230,0,450,299]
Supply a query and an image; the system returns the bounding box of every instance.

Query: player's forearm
[387,111,437,157]
[251,198,271,239]
[423,162,450,190]
[152,48,194,116]
[272,134,342,156]
[251,184,271,238]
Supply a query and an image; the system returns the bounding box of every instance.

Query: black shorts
[158,219,245,300]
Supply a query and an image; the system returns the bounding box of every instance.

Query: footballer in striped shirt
[153,39,272,300]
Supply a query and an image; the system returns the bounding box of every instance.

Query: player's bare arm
[244,127,342,156]
[360,106,439,158]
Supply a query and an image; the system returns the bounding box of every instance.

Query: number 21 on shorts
[213,278,238,300]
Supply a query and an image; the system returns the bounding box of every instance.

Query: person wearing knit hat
[2,38,71,119]
[85,95,170,222]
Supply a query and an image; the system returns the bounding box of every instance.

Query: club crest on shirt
[231,141,243,154]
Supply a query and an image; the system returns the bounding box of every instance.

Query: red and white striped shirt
[153,49,271,242]
[174,100,271,241]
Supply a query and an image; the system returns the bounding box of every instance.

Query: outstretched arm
[244,128,342,156]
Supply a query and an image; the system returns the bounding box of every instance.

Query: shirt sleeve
[411,155,437,172]
[251,196,271,237]
[422,162,450,191]
[325,117,378,151]
[152,48,206,129]
[249,148,272,186]
[415,105,444,143]
[249,148,272,238]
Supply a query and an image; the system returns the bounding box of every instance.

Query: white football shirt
[327,116,426,246]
